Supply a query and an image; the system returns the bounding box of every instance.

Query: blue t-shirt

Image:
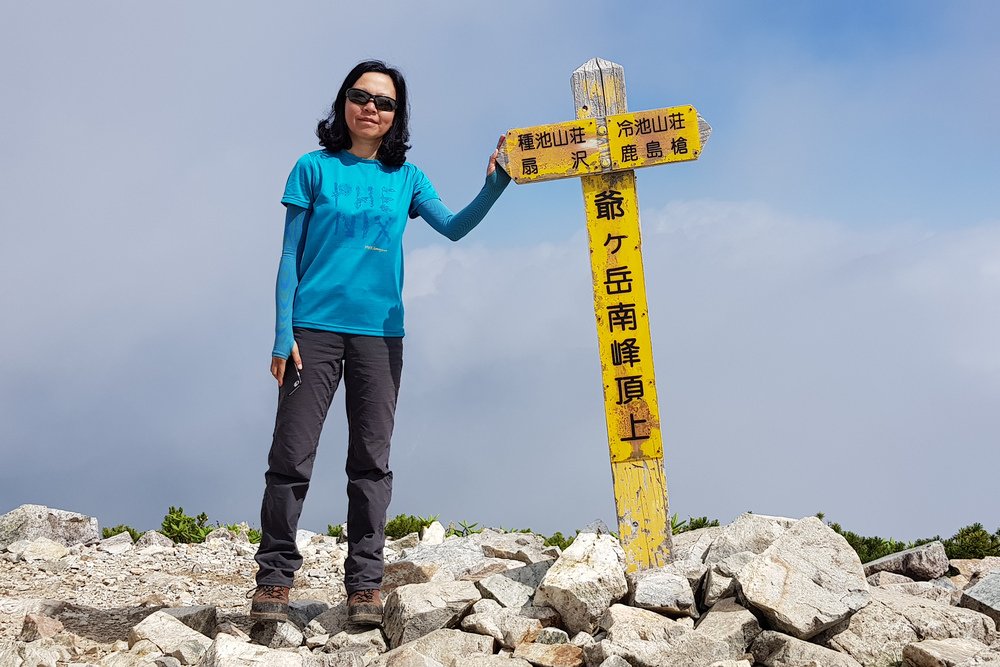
[281,150,439,337]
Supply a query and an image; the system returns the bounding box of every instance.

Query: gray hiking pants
[254,328,402,594]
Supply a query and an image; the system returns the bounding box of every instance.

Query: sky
[1,1,998,545]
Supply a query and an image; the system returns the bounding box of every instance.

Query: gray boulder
[162,605,217,636]
[200,632,303,666]
[628,565,697,617]
[864,542,951,581]
[703,551,755,609]
[535,533,628,635]
[671,526,723,563]
[399,537,489,579]
[136,531,175,549]
[961,573,1000,626]
[703,513,796,565]
[738,516,870,639]
[694,598,761,660]
[902,637,990,666]
[383,580,482,648]
[249,619,304,648]
[819,587,997,667]
[0,504,100,549]
[476,561,551,610]
[368,628,494,667]
[512,642,584,667]
[128,610,212,655]
[598,604,689,645]
[751,630,863,666]
[479,529,552,564]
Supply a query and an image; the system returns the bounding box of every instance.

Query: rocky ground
[1,504,1000,666]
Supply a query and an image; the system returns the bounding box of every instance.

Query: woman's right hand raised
[271,342,302,387]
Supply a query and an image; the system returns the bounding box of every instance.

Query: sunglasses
[346,88,397,112]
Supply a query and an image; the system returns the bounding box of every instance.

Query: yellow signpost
[497,58,712,571]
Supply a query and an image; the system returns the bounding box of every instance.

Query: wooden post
[572,58,672,570]
[494,57,712,570]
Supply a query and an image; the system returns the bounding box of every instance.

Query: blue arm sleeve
[272,205,308,359]
[417,167,511,242]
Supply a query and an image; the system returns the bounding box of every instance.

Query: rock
[154,657,183,667]
[479,529,552,564]
[162,605,217,636]
[215,621,251,641]
[420,522,446,545]
[903,637,991,666]
[135,531,175,548]
[518,605,562,628]
[296,529,319,552]
[708,662,751,667]
[462,559,528,582]
[702,552,755,609]
[472,599,504,615]
[168,638,207,664]
[307,603,350,638]
[324,626,388,654]
[598,604,689,644]
[585,633,732,667]
[535,533,628,635]
[461,609,542,649]
[384,580,482,648]
[391,532,422,550]
[384,561,453,594]
[200,632,303,666]
[960,572,1000,626]
[448,657,531,667]
[865,542,951,581]
[202,527,235,543]
[128,610,212,655]
[694,598,761,660]
[738,516,870,639]
[0,504,100,549]
[369,628,494,667]
[537,627,570,644]
[818,587,997,667]
[703,513,796,565]
[512,642,584,667]
[596,657,630,667]
[477,561,552,610]
[671,526,723,563]
[751,629,863,667]
[18,612,64,641]
[881,581,955,605]
[628,566,696,617]
[98,532,134,555]
[869,571,916,585]
[399,537,490,579]
[288,600,331,629]
[9,537,70,562]
[249,619,305,648]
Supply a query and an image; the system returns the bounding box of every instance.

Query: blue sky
[1,1,998,544]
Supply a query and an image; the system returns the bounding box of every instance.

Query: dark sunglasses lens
[346,89,369,105]
[373,96,396,112]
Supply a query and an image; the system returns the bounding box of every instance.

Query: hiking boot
[347,589,383,626]
[247,584,289,622]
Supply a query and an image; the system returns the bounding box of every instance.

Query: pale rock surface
[399,537,490,579]
[461,610,542,649]
[864,542,951,581]
[627,566,696,617]
[598,604,688,645]
[670,526,723,563]
[585,632,732,667]
[98,533,134,556]
[0,504,100,549]
[694,598,761,660]
[477,561,552,610]
[420,522,446,545]
[869,571,916,586]
[702,551,755,608]
[384,580,482,648]
[134,531,175,549]
[512,642,584,667]
[8,537,70,562]
[738,516,871,639]
[881,581,956,605]
[535,533,627,635]
[127,611,211,655]
[902,637,991,666]
[368,628,494,667]
[478,530,552,565]
[751,629,863,667]
[324,626,388,654]
[708,661,751,667]
[306,603,350,638]
[961,573,1000,625]
[168,637,207,664]
[819,587,997,667]
[18,613,64,641]
[288,600,331,629]
[383,561,453,594]
[200,632,304,667]
[536,628,570,644]
[297,529,320,552]
[250,619,305,648]
[703,513,796,565]
[162,605,217,637]
[449,657,531,667]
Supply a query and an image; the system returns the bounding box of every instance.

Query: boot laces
[247,585,286,600]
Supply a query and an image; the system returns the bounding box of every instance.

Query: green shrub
[543,531,576,551]
[942,523,1000,559]
[671,515,721,535]
[385,513,437,539]
[161,506,212,544]
[445,520,482,538]
[102,525,141,542]
[327,524,344,538]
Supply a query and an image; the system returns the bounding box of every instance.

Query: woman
[248,60,509,626]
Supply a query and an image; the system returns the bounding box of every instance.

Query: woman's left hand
[487,134,505,176]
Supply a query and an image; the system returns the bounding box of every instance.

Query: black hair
[316,60,411,167]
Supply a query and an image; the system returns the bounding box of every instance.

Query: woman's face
[344,72,397,146]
